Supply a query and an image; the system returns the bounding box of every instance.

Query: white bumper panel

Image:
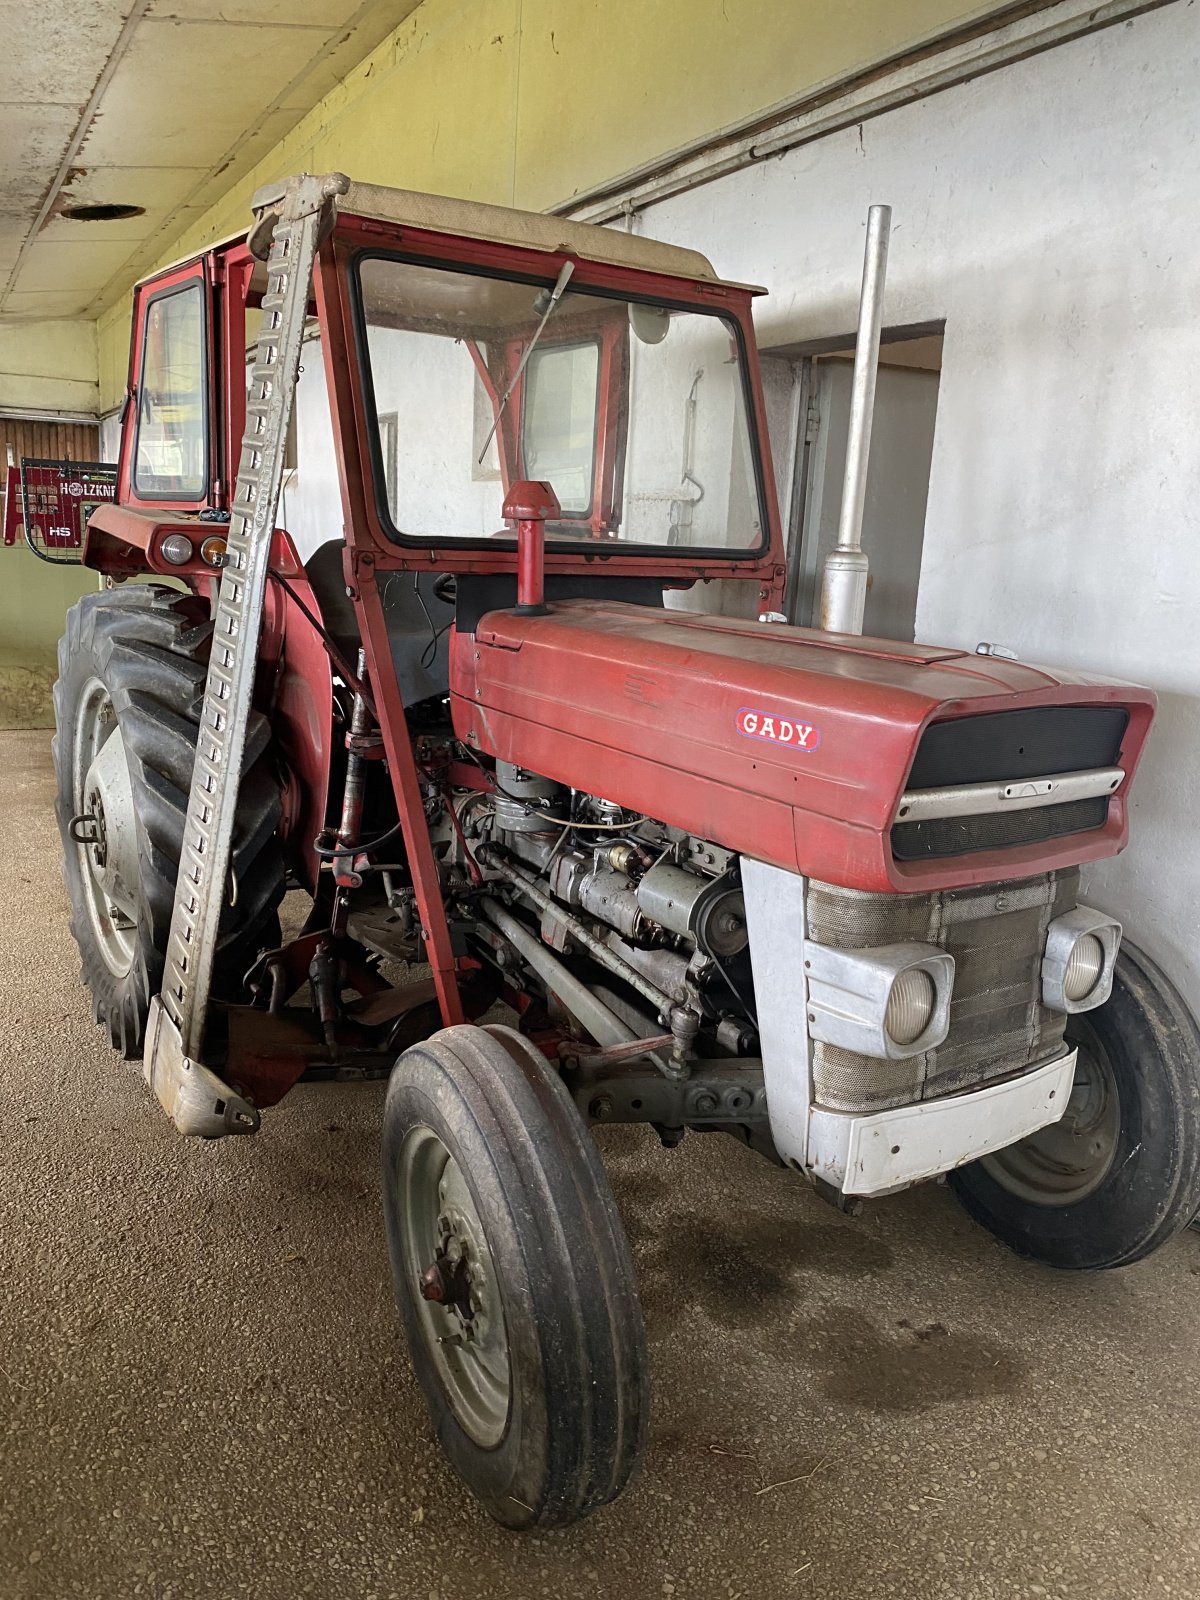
[806,1048,1077,1197]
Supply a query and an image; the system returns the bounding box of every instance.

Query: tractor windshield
[353,253,766,554]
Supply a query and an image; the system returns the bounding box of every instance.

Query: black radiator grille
[892,795,1109,860]
[894,705,1127,863]
[907,705,1128,787]
[806,869,1077,1113]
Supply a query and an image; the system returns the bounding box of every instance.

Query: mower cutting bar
[150,173,349,1113]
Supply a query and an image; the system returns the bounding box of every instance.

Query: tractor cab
[91,183,784,610]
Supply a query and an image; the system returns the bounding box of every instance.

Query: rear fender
[82,508,335,889]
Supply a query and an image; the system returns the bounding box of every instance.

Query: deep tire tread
[950,939,1200,1270]
[52,584,286,1055]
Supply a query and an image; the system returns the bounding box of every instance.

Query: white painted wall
[280,343,343,564]
[364,326,500,540]
[635,4,1200,997]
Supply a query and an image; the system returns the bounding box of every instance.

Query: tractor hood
[448,601,1154,892]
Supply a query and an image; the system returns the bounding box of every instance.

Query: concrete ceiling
[0,0,421,323]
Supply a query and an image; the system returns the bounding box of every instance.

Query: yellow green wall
[96,0,998,409]
[0,321,99,415]
[0,561,99,729]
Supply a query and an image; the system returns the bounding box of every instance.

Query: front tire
[949,941,1200,1269]
[381,1024,649,1528]
[52,585,285,1056]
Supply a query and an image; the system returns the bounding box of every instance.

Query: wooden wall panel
[1,418,102,531]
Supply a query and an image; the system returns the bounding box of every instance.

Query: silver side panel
[741,856,813,1167]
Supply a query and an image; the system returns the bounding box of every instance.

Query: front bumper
[805,1047,1077,1197]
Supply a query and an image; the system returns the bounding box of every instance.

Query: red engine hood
[448,602,1155,892]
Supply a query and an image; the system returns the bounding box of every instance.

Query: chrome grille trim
[896,767,1124,823]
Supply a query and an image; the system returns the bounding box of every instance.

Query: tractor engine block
[450,759,756,1056]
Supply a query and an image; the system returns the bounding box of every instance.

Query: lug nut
[418,1264,446,1303]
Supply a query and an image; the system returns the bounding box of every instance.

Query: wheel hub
[83,786,109,870]
[82,730,140,923]
[981,1043,1121,1206]
[398,1127,510,1446]
[73,680,141,977]
[419,1234,477,1324]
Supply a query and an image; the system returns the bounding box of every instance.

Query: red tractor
[54,173,1200,1527]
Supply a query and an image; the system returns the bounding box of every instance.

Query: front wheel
[381,1024,648,1528]
[949,941,1200,1269]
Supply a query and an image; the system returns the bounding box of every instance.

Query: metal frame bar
[896,766,1125,824]
[313,234,468,1027]
[145,175,351,1138]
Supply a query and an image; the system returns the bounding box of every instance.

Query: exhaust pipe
[819,203,892,637]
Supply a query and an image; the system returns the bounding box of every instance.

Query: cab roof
[143,174,764,294]
[338,180,720,283]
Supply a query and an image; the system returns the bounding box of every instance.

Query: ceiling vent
[60,203,146,223]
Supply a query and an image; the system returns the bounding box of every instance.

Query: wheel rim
[980,1040,1121,1206]
[72,677,140,979]
[397,1126,511,1447]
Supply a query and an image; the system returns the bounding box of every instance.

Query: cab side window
[133,282,207,499]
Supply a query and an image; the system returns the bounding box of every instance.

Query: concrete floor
[2,729,1200,1600]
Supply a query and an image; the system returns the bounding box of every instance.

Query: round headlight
[885,967,937,1048]
[1063,933,1105,1002]
[159,533,194,566]
[199,534,228,568]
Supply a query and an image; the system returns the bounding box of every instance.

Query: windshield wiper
[477,260,575,464]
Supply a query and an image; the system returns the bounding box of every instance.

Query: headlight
[159,533,194,566]
[1042,906,1121,1013]
[885,967,937,1047]
[199,534,228,568]
[803,940,954,1058]
[1063,934,1105,1002]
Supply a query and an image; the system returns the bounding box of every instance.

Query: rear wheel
[52,585,285,1056]
[381,1024,649,1528]
[949,941,1200,1268]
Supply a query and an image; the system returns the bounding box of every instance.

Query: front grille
[891,795,1109,860]
[806,869,1077,1113]
[893,705,1128,863]
[907,706,1128,787]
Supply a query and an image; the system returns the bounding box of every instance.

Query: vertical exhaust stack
[819,204,892,637]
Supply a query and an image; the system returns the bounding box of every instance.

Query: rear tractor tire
[950,941,1200,1269]
[52,585,286,1057]
[381,1024,649,1528]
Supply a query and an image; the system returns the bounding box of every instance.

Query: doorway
[762,324,943,641]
